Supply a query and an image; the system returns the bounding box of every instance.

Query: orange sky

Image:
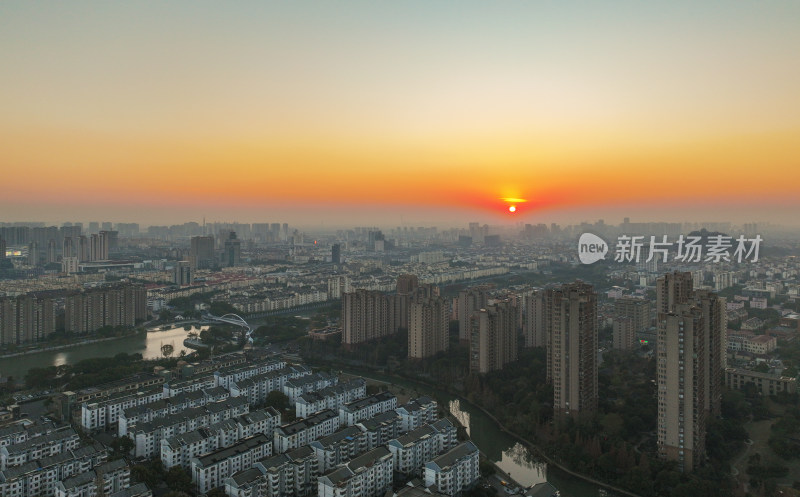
[1,2,799,226]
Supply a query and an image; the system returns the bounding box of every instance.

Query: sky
[1,1,799,228]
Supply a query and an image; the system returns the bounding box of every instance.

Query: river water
[0,325,206,381]
[335,369,610,497]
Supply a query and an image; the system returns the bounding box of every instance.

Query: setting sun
[509,206,516,213]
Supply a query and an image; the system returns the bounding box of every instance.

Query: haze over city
[2,1,800,226]
[4,4,800,497]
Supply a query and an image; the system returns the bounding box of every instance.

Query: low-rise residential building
[1,428,80,470]
[119,389,210,436]
[163,375,217,397]
[54,459,130,497]
[283,373,338,404]
[82,387,164,432]
[387,420,458,476]
[339,392,397,426]
[0,443,108,497]
[255,446,319,497]
[190,434,273,494]
[725,367,797,396]
[108,482,152,497]
[395,397,438,432]
[235,407,282,440]
[317,446,394,497]
[727,332,777,355]
[423,441,480,497]
[295,379,366,418]
[224,467,267,497]
[214,360,288,390]
[309,426,369,473]
[356,411,402,450]
[161,428,218,470]
[229,366,311,406]
[133,397,249,458]
[274,410,341,454]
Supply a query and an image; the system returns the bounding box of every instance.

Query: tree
[263,390,291,410]
[753,362,770,373]
[165,466,193,494]
[110,436,134,456]
[601,413,624,438]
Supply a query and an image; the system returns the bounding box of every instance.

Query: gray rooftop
[426,441,478,471]
[276,409,337,436]
[342,391,396,412]
[194,433,270,468]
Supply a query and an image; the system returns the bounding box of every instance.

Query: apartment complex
[546,282,598,420]
[656,272,727,472]
[468,300,518,374]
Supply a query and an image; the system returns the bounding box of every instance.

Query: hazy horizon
[2,2,799,228]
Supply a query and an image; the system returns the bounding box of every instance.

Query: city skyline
[2,2,799,226]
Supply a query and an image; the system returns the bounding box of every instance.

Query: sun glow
[508,205,516,213]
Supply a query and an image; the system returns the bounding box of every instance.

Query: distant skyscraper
[174,261,193,286]
[469,300,518,374]
[613,297,651,350]
[47,239,57,264]
[190,235,215,269]
[0,238,6,260]
[656,272,726,472]
[78,235,90,262]
[27,242,38,266]
[223,231,241,267]
[89,231,109,261]
[546,282,598,420]
[331,243,341,264]
[408,295,449,359]
[62,237,75,259]
[457,287,489,343]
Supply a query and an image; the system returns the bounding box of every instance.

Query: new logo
[578,233,608,264]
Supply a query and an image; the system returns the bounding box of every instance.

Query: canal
[0,325,207,381]
[329,368,612,497]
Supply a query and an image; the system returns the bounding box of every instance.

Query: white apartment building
[339,392,397,426]
[387,419,458,476]
[254,446,319,497]
[54,459,130,497]
[0,444,108,497]
[355,411,401,450]
[423,441,480,497]
[1,428,80,470]
[295,379,366,419]
[190,434,273,495]
[214,360,288,390]
[282,373,338,404]
[317,446,394,497]
[81,388,164,432]
[308,426,369,473]
[395,397,438,433]
[133,397,249,458]
[273,410,340,454]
